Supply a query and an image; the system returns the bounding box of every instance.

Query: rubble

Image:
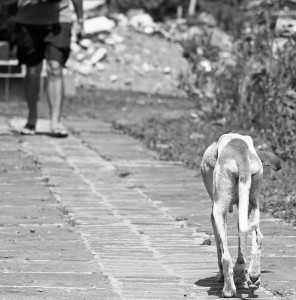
[83,0,106,12]
[199,60,212,72]
[95,62,106,72]
[209,28,233,52]
[90,48,107,64]
[163,66,171,74]
[129,12,158,34]
[196,12,217,27]
[79,39,93,48]
[84,16,116,35]
[68,6,234,95]
[110,74,118,82]
[77,61,92,76]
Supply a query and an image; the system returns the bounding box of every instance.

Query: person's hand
[76,19,85,42]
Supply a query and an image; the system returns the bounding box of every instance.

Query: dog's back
[215,134,263,230]
[217,134,263,184]
[201,133,263,200]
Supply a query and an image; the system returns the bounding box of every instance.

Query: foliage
[108,0,190,20]
[180,4,296,160]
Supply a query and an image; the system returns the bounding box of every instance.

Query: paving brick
[7,117,295,299]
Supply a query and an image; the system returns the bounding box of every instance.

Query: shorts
[16,23,72,67]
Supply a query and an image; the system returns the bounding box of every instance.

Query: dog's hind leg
[247,206,263,290]
[234,220,248,288]
[212,202,236,298]
[212,167,237,298]
[211,211,223,282]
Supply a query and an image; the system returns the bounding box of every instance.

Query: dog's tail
[238,163,257,233]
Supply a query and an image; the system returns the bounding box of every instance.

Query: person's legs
[45,59,66,133]
[16,23,46,134]
[24,62,43,129]
[44,23,71,137]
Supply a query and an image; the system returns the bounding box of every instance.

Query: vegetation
[181,1,296,160]
[108,0,190,20]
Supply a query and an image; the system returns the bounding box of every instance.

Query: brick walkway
[1,117,295,299]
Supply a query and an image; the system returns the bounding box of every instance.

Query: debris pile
[67,9,189,95]
[67,0,296,96]
[66,3,239,96]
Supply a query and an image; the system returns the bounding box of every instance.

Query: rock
[84,16,116,35]
[97,32,109,42]
[212,117,227,126]
[90,48,108,64]
[76,52,86,62]
[112,34,124,43]
[79,38,93,48]
[196,47,204,55]
[156,143,169,149]
[197,12,217,27]
[86,46,96,56]
[104,37,115,45]
[113,13,129,27]
[163,66,171,74]
[110,74,118,82]
[127,9,145,19]
[144,26,154,35]
[96,62,106,71]
[78,61,93,75]
[190,112,199,119]
[188,26,204,41]
[70,42,81,54]
[130,13,156,34]
[105,34,124,45]
[132,65,145,76]
[124,78,133,85]
[83,0,105,11]
[114,44,126,54]
[199,60,212,72]
[190,132,205,140]
[209,28,233,52]
[142,62,151,73]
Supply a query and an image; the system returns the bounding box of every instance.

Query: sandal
[51,127,69,138]
[21,124,36,135]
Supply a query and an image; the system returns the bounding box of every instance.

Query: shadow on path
[195,275,260,299]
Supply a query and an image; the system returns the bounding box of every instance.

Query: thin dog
[200,132,281,298]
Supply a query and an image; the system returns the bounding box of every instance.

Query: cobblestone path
[0,117,294,299]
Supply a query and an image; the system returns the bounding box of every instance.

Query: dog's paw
[222,287,237,298]
[233,263,247,287]
[222,278,237,298]
[246,272,261,290]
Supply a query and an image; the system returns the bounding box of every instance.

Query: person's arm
[71,0,84,39]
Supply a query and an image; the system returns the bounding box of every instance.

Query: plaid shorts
[16,22,72,66]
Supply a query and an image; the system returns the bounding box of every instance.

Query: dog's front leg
[247,226,263,289]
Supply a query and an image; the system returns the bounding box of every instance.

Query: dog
[200,132,281,298]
